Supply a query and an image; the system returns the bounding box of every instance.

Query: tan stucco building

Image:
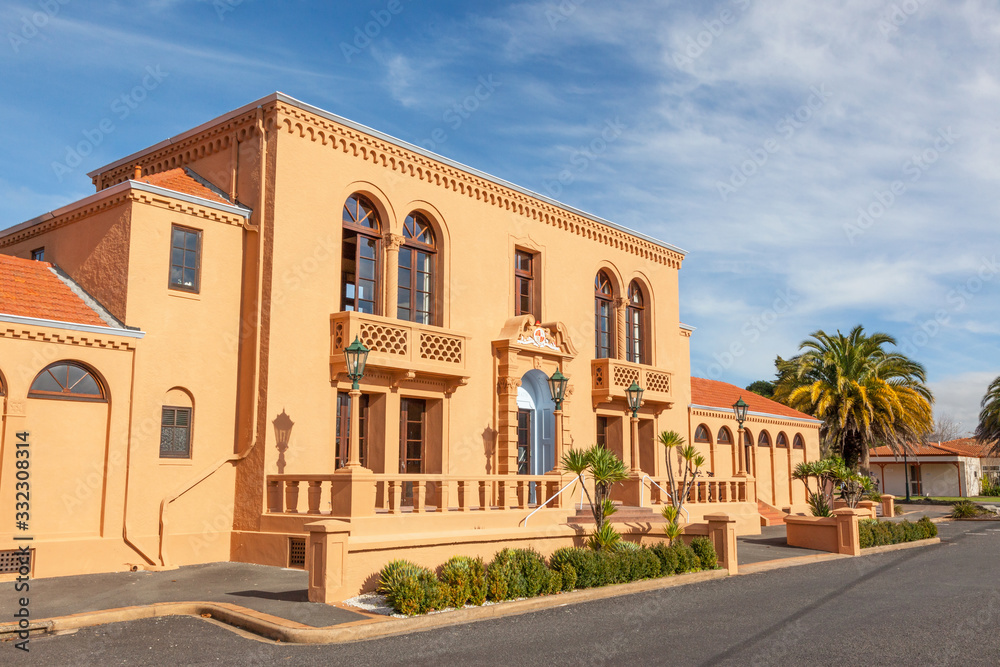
[0,93,820,593]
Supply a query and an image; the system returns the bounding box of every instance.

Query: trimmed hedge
[858,517,938,549]
[378,538,719,616]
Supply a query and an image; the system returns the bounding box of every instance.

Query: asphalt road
[21,521,1000,666]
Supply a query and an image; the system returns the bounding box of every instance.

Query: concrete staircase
[757,500,788,526]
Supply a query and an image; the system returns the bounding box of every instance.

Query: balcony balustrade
[591,358,673,407]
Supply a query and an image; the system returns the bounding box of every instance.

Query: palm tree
[561,446,627,548]
[975,376,1000,455]
[773,325,933,471]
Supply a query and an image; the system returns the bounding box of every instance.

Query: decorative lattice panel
[359,322,408,356]
[594,366,605,388]
[333,322,345,350]
[0,548,31,574]
[645,371,671,394]
[419,333,463,364]
[288,537,306,569]
[612,364,640,388]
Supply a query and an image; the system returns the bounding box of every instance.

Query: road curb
[0,569,728,645]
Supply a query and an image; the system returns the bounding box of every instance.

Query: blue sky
[1,1,997,433]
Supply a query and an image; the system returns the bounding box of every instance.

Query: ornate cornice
[273,102,684,269]
[0,325,137,350]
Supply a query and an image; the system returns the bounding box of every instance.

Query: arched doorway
[515,369,556,476]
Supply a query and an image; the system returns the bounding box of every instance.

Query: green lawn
[898,496,1000,504]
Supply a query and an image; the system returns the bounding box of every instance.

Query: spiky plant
[561,445,627,548]
[587,521,622,551]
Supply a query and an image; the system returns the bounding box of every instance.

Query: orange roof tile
[0,255,107,326]
[936,438,996,458]
[871,443,955,457]
[690,377,816,421]
[138,168,230,205]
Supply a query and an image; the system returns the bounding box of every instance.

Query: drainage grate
[288,537,306,569]
[0,548,32,574]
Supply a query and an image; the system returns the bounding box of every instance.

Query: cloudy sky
[1,1,997,433]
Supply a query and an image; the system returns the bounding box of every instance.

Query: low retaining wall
[785,508,864,556]
[302,513,740,603]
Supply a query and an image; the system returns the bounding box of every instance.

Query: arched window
[743,428,753,447]
[626,281,646,364]
[776,432,788,448]
[28,362,105,402]
[793,434,805,449]
[398,212,436,325]
[758,431,772,447]
[161,388,194,460]
[694,424,712,443]
[595,271,614,359]
[717,426,733,444]
[341,194,382,314]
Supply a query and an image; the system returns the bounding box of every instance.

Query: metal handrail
[640,475,690,522]
[520,474,585,527]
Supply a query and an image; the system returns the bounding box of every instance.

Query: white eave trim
[0,313,145,339]
[679,323,696,332]
[688,403,823,425]
[86,92,687,258]
[0,180,251,237]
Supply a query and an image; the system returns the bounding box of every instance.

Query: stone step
[566,505,661,525]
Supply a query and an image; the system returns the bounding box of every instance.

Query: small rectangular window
[597,416,608,449]
[31,248,45,261]
[160,406,192,458]
[514,249,536,319]
[169,226,202,293]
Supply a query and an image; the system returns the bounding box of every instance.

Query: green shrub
[558,562,577,591]
[389,567,445,615]
[550,547,599,588]
[486,549,552,601]
[951,500,982,518]
[671,542,701,573]
[546,569,563,595]
[377,560,423,603]
[650,542,679,576]
[439,556,486,608]
[859,516,938,549]
[690,537,718,570]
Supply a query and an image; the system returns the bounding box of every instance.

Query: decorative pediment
[493,315,578,359]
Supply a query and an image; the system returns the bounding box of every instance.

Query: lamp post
[343,336,369,469]
[903,450,911,502]
[547,369,569,473]
[626,381,644,473]
[732,397,748,476]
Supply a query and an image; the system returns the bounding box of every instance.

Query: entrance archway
[516,369,556,475]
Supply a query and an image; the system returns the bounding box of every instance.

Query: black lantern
[344,336,369,389]
[547,369,569,410]
[626,381,643,418]
[732,396,749,426]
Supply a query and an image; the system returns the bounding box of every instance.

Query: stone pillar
[614,296,628,359]
[880,494,895,518]
[330,466,376,517]
[736,426,747,476]
[552,408,564,473]
[832,508,863,556]
[858,500,878,519]
[305,520,352,603]
[629,415,640,474]
[705,513,738,575]
[347,388,363,468]
[383,233,405,318]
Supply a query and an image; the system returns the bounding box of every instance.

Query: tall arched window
[398,212,436,325]
[793,434,805,449]
[595,271,614,359]
[626,281,646,364]
[341,194,382,314]
[694,424,711,443]
[758,431,772,447]
[28,361,106,402]
[717,426,733,444]
[776,432,788,448]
